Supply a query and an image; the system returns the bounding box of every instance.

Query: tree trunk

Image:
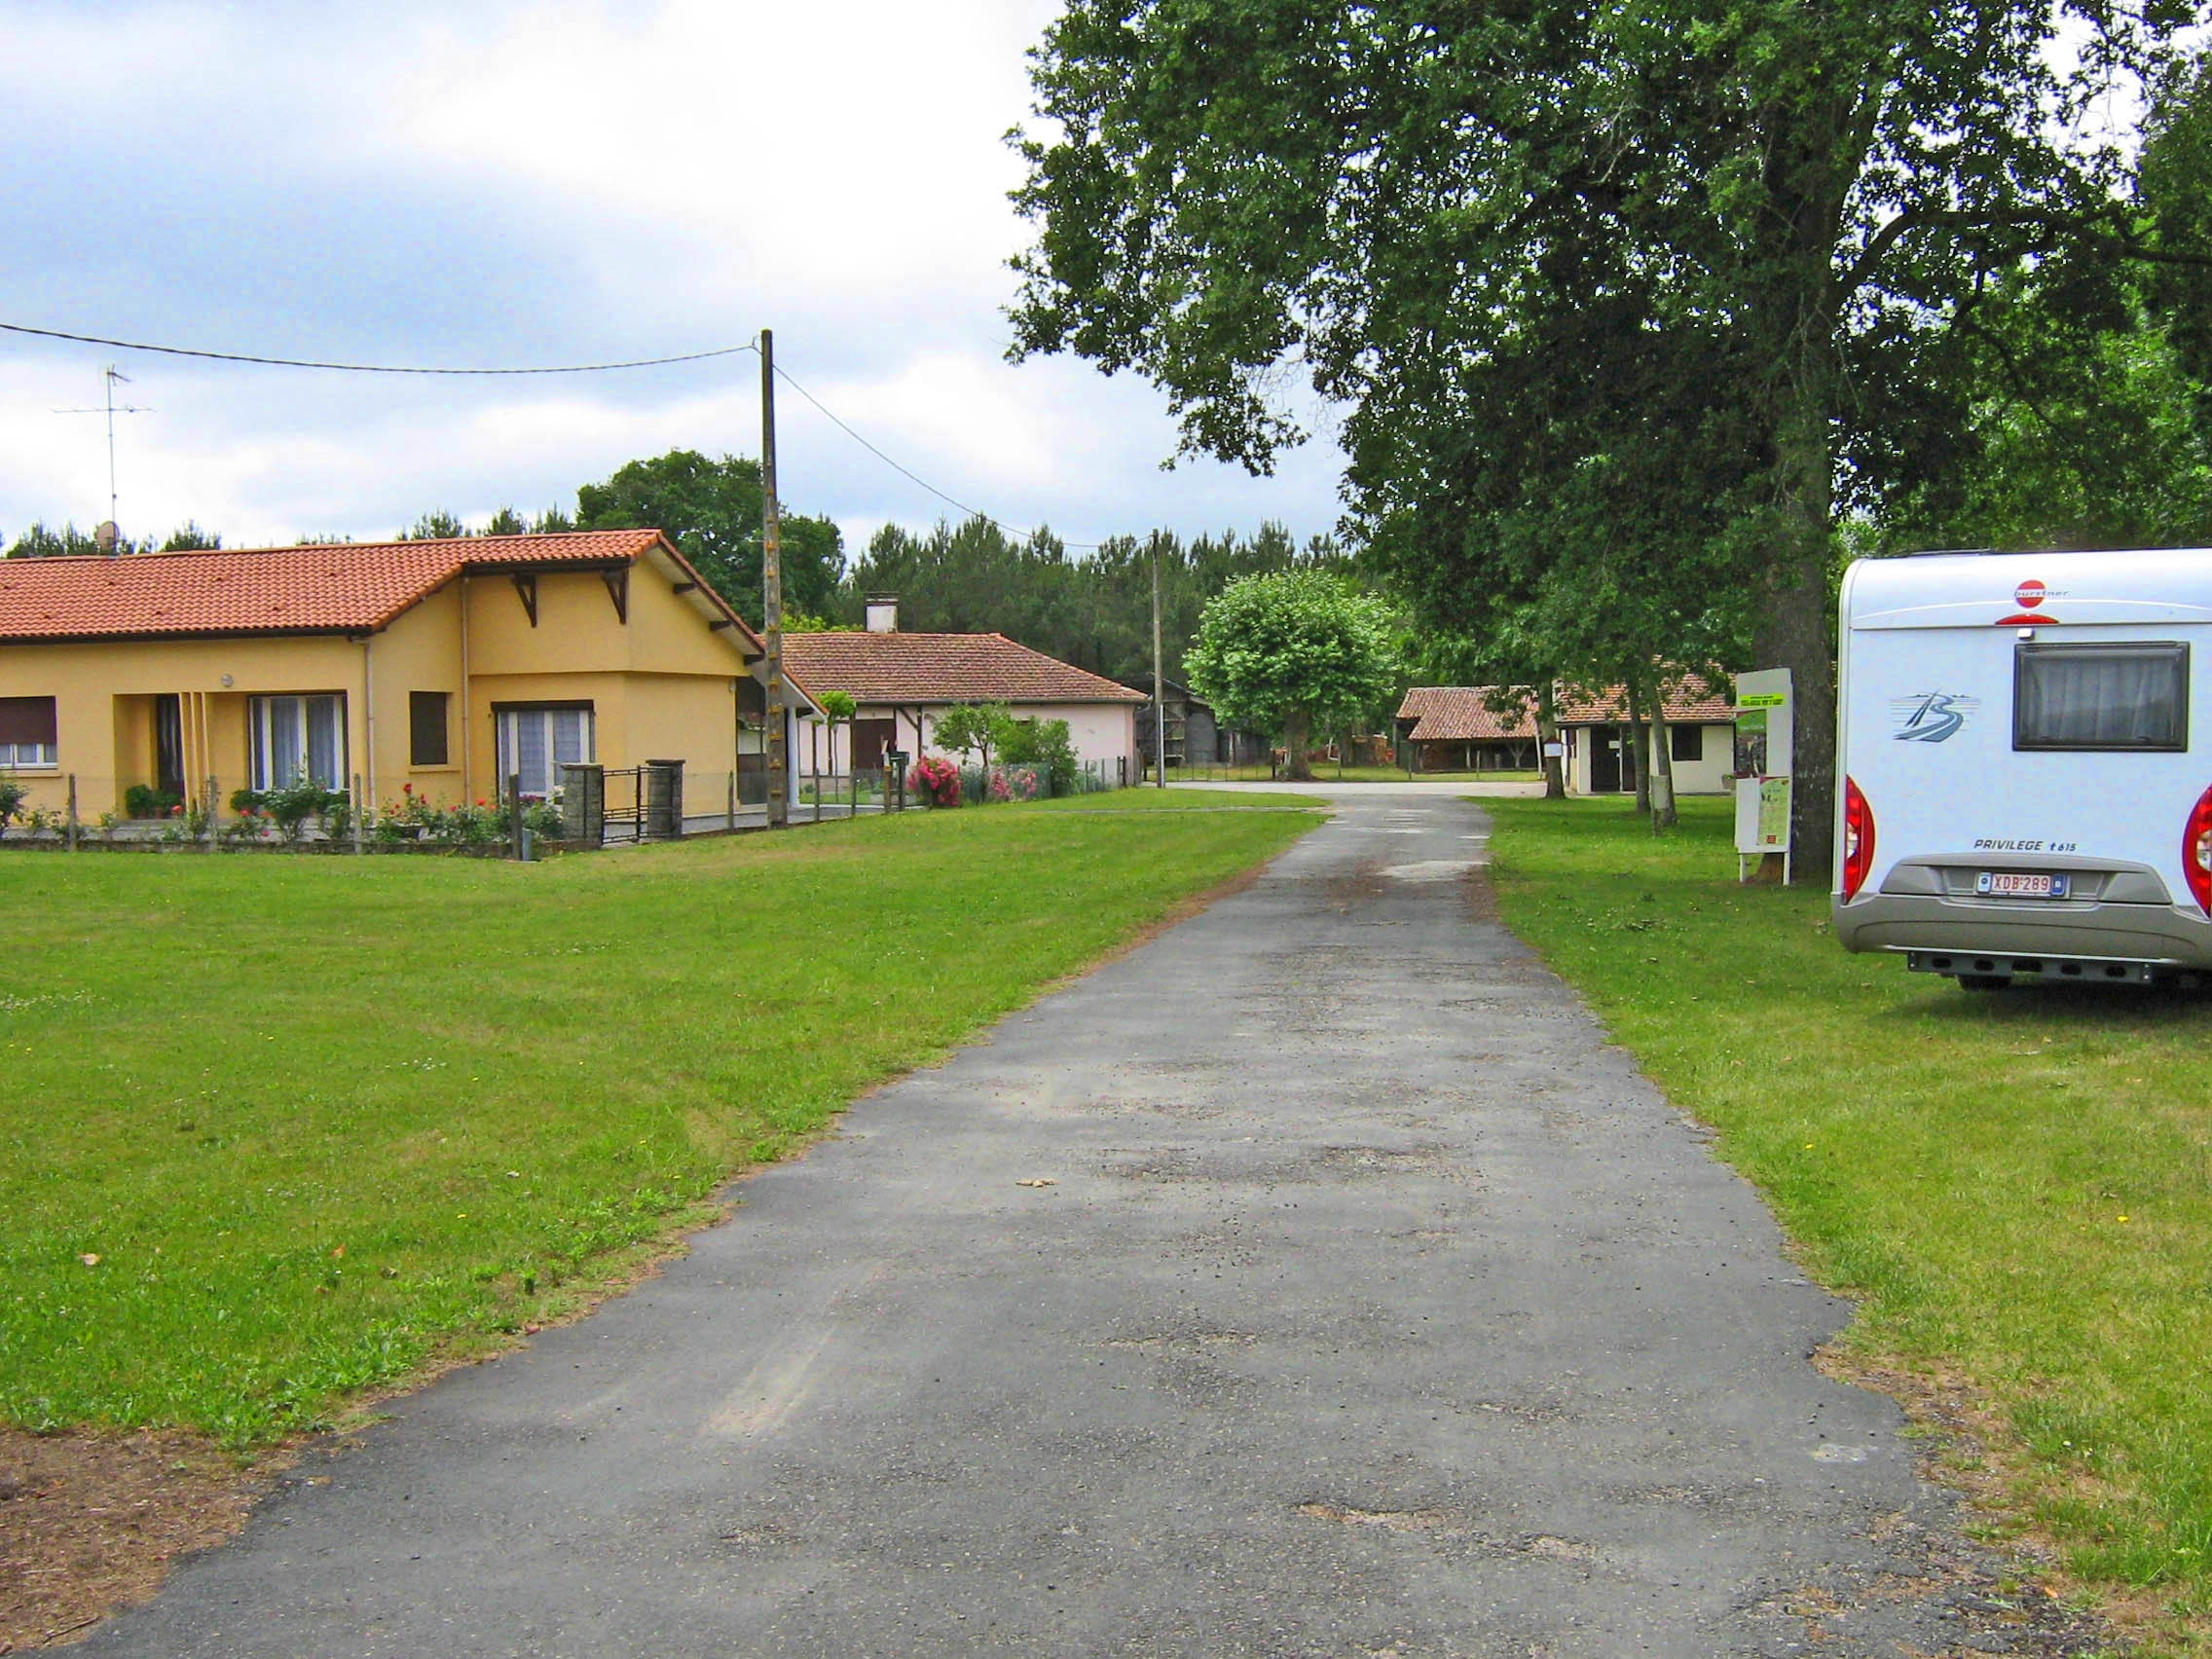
[1536,682,1565,799]
[1648,677,1677,830]
[1627,682,1651,814]
[1756,375,1839,878]
[1283,708,1313,781]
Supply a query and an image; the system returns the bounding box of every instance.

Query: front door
[849,718,895,773]
[1589,727,1620,793]
[1587,726,1639,793]
[154,694,185,797]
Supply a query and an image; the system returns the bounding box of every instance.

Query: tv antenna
[55,364,153,546]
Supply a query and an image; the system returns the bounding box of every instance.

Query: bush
[907,755,962,808]
[260,777,347,843]
[124,784,183,819]
[998,717,1081,796]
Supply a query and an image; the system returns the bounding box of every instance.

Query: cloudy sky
[0,1,1347,560]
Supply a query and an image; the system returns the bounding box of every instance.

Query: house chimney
[865,593,899,634]
[95,520,121,556]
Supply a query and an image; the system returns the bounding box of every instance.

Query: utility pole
[1151,534,1166,788]
[759,330,789,829]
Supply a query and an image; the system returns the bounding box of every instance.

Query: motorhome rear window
[2014,642,2188,752]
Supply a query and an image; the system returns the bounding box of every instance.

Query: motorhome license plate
[1976,871,2069,899]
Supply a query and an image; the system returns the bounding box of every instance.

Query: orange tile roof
[1395,687,1539,742]
[782,631,1147,706]
[1556,677,1733,725]
[0,531,757,645]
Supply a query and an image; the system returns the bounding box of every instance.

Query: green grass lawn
[0,800,1316,1449]
[1168,764,1540,784]
[1022,787,1325,810]
[1488,795,2212,1644]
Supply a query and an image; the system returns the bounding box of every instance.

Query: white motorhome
[1834,547,2212,989]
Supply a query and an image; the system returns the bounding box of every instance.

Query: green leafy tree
[482,506,530,537]
[573,449,844,625]
[930,702,1013,784]
[159,522,222,551]
[398,510,468,541]
[998,715,1081,795]
[1183,571,1398,781]
[1011,1,2206,869]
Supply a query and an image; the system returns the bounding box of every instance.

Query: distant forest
[828,517,1353,687]
[3,446,1355,692]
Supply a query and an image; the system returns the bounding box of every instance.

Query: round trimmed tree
[1183,571,1397,781]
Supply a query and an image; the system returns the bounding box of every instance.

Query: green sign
[1737,692,1787,709]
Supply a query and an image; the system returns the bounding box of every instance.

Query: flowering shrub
[984,766,1041,803]
[906,755,962,808]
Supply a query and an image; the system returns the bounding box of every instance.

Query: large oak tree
[1010,1,2203,870]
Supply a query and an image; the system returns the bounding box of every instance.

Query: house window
[250,694,347,790]
[497,704,594,797]
[410,691,451,767]
[1670,723,1703,763]
[0,697,57,768]
[2015,642,2188,752]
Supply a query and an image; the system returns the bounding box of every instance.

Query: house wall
[803,701,1140,781]
[1564,721,1735,795]
[0,633,369,816]
[371,586,464,808]
[0,550,762,823]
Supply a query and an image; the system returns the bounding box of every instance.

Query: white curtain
[2017,646,2186,750]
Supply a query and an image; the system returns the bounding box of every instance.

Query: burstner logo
[2015,579,2046,608]
[1892,692,1978,743]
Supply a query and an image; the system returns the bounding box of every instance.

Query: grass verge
[1487,794,2212,1649]
[0,798,1316,1449]
[1170,765,1539,784]
[1022,787,1325,811]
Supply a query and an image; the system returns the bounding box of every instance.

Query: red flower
[402,783,413,795]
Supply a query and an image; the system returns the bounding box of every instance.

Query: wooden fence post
[65,774,79,851]
[351,773,365,855]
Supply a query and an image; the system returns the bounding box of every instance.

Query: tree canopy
[1011,1,2209,867]
[1183,570,1399,779]
[841,515,1351,685]
[574,449,845,626]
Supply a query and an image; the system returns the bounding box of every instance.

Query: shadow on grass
[1884,977,2212,1032]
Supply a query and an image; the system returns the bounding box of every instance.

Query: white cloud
[0,1,1350,564]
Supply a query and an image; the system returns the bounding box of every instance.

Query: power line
[769,359,1102,551]
[4,316,1108,549]
[0,320,758,376]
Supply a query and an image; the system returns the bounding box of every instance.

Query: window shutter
[0,698,56,745]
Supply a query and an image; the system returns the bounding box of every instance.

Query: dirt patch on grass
[0,1426,282,1650]
[1816,1346,2194,1654]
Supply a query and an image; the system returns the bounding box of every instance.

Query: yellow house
[0,529,794,820]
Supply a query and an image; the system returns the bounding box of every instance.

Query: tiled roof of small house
[1394,687,1540,742]
[0,531,758,646]
[1555,677,1734,725]
[781,631,1147,706]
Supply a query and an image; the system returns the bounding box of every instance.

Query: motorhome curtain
[2015,645,2187,750]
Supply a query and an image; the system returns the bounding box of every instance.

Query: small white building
[1558,680,1737,795]
[783,601,1145,783]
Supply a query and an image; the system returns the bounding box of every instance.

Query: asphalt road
[83,793,2096,1657]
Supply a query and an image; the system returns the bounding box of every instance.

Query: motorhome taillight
[2186,785,2212,914]
[1841,776,1875,902]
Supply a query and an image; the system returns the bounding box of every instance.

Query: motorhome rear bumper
[1833,894,2212,969]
